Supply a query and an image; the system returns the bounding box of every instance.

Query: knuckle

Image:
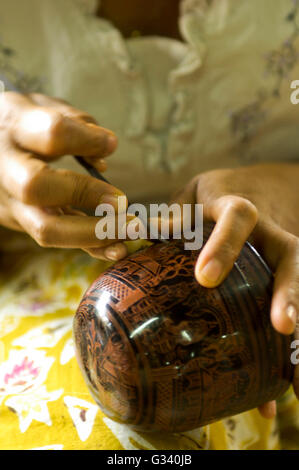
[60,170,89,207]
[19,162,47,205]
[73,180,90,207]
[198,168,232,187]
[43,111,66,154]
[224,195,258,221]
[28,93,68,105]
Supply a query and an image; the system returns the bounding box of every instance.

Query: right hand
[0,92,129,261]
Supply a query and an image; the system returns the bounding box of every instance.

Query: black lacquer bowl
[73,223,293,433]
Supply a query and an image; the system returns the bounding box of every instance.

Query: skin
[0,1,297,420]
[170,165,299,417]
[0,92,129,261]
[96,0,299,417]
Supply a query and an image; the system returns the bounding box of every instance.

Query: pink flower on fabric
[4,356,39,387]
[0,350,54,401]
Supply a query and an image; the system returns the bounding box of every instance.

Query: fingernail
[104,134,118,156]
[198,259,223,284]
[96,159,107,172]
[286,305,297,332]
[105,245,122,261]
[105,249,118,261]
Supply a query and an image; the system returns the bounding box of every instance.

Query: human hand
[0,92,129,261]
[172,163,299,419]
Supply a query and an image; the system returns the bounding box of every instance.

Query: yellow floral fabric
[0,234,298,450]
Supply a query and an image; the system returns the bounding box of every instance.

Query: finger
[27,94,111,170]
[195,195,258,287]
[15,110,117,158]
[250,223,299,336]
[27,93,99,124]
[270,235,299,336]
[9,201,128,249]
[0,208,23,231]
[84,157,108,173]
[0,149,126,209]
[258,401,277,419]
[6,94,117,158]
[83,248,110,261]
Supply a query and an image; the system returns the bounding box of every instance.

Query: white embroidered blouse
[0,0,299,202]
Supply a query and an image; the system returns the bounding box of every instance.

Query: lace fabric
[0,0,298,202]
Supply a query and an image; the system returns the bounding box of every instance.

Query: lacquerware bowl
[73,223,293,433]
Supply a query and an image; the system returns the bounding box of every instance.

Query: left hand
[171,163,299,420]
[0,92,130,260]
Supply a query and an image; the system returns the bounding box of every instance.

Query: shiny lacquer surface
[73,223,293,433]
